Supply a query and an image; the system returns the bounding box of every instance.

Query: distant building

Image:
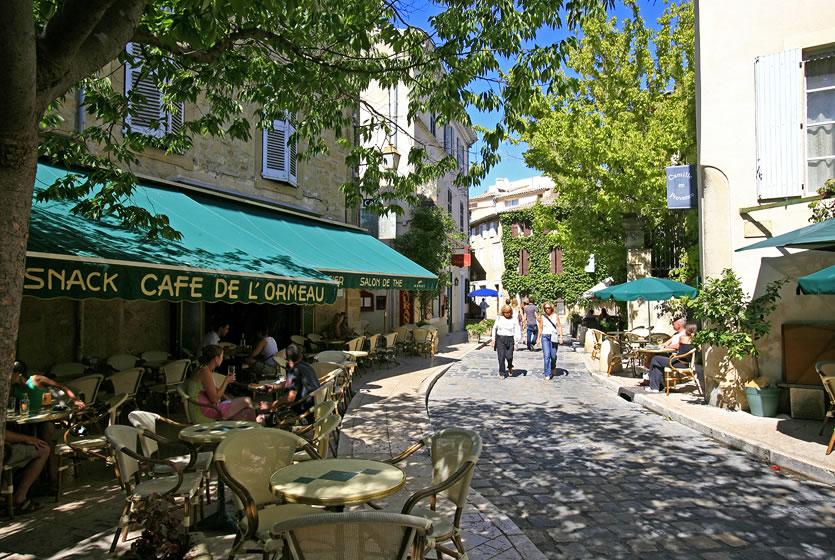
[468,177,556,318]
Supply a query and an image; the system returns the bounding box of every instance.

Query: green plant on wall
[685,269,787,363]
[500,204,600,305]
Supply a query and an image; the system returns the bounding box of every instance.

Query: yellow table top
[270,458,405,507]
[638,346,674,354]
[178,420,260,444]
[7,407,72,424]
[344,350,369,359]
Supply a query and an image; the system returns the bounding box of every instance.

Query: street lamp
[382,143,401,172]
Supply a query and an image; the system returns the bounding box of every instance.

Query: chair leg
[827,429,835,455]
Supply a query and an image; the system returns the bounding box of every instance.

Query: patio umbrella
[797,265,835,295]
[593,277,698,327]
[582,277,614,299]
[468,288,499,297]
[737,217,835,252]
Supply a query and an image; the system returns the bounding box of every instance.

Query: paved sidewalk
[338,333,547,560]
[580,350,835,485]
[429,343,835,559]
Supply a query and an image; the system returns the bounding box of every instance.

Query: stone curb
[580,351,835,486]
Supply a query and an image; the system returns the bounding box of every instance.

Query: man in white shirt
[640,318,685,384]
[201,321,230,352]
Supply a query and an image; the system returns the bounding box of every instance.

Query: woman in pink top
[196,345,257,421]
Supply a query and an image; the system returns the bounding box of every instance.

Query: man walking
[523,297,539,351]
[479,298,488,319]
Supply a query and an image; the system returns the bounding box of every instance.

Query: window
[447,189,453,213]
[124,43,184,137]
[360,291,374,312]
[522,222,532,237]
[459,202,465,232]
[506,199,519,207]
[262,117,298,185]
[376,295,387,311]
[511,223,519,237]
[806,55,835,190]
[489,221,497,236]
[518,249,529,275]
[480,223,487,236]
[550,248,564,274]
[430,112,437,136]
[388,85,398,148]
[444,125,453,155]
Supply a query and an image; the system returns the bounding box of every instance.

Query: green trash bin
[745,386,780,417]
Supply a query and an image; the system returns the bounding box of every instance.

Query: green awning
[189,194,439,291]
[26,164,338,305]
[797,265,835,295]
[737,218,835,252]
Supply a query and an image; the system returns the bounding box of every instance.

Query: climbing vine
[500,204,602,305]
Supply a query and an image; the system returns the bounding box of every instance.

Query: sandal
[14,499,41,515]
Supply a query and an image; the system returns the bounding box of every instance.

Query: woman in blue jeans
[537,303,564,379]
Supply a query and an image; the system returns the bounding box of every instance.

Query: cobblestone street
[429,344,835,559]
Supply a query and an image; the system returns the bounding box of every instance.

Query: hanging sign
[666,164,698,209]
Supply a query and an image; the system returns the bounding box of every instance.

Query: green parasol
[593,277,697,327]
[797,265,835,295]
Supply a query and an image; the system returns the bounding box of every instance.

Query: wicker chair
[384,428,482,559]
[292,411,340,461]
[105,367,144,407]
[140,350,171,369]
[827,427,835,455]
[663,348,700,396]
[381,333,399,366]
[817,361,835,435]
[68,374,105,405]
[106,353,140,372]
[270,511,433,560]
[215,428,319,558]
[149,359,190,416]
[648,332,670,345]
[105,424,203,553]
[306,333,323,353]
[590,329,605,361]
[128,410,213,504]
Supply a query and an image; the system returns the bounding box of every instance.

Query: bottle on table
[19,393,29,416]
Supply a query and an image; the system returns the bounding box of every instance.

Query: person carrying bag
[537,303,564,380]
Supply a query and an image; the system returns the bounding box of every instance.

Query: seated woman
[647,324,697,393]
[246,327,279,378]
[196,345,258,421]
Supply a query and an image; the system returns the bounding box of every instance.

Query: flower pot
[744,386,780,417]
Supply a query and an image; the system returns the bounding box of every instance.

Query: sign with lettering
[325,272,437,291]
[666,164,697,209]
[23,257,338,305]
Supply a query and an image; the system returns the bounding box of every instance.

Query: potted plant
[123,494,211,560]
[684,269,787,411]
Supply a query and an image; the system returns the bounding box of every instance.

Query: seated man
[640,317,686,384]
[3,427,50,513]
[277,343,321,417]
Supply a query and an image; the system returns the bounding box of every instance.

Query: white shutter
[388,85,398,148]
[755,48,804,199]
[125,43,183,137]
[444,125,452,154]
[262,119,288,181]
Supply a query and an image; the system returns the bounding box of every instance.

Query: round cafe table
[270,458,405,508]
[7,407,72,425]
[637,346,674,368]
[179,420,260,532]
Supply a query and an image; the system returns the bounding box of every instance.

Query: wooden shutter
[519,249,529,275]
[550,248,563,274]
[263,119,289,182]
[755,48,804,198]
[523,223,532,236]
[124,43,184,137]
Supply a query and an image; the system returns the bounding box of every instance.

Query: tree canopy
[522,1,696,280]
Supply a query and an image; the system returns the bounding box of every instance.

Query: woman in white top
[492,304,522,378]
[537,302,564,379]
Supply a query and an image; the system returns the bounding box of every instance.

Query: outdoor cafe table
[322,339,349,350]
[637,345,674,368]
[344,350,368,360]
[6,407,72,425]
[179,420,260,531]
[270,458,405,509]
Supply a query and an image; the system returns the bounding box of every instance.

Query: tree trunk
[0,0,39,472]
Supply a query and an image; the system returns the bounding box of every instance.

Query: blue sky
[400,0,668,195]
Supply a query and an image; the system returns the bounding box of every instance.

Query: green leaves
[521,1,696,279]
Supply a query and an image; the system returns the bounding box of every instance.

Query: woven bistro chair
[140,350,171,369]
[105,424,204,553]
[381,333,399,366]
[214,428,319,559]
[270,511,433,560]
[306,333,324,353]
[383,427,482,559]
[128,410,214,504]
[590,329,605,361]
[828,427,835,455]
[292,410,341,462]
[816,361,835,435]
[648,332,670,345]
[149,359,191,416]
[106,353,140,372]
[68,374,105,405]
[49,362,87,381]
[290,335,308,348]
[105,367,144,408]
[273,380,336,429]
[663,348,701,396]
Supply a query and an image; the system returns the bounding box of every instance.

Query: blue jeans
[526,325,538,349]
[542,335,557,377]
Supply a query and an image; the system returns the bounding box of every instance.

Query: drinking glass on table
[228,365,236,378]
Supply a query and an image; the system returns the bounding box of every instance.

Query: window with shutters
[388,86,398,148]
[430,112,437,136]
[518,249,529,275]
[262,117,298,186]
[806,54,835,191]
[511,223,519,237]
[550,248,564,274]
[459,202,465,232]
[444,125,453,155]
[124,43,184,138]
[447,189,453,213]
[522,222,532,237]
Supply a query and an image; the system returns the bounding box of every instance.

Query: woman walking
[491,304,521,378]
[537,302,564,379]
